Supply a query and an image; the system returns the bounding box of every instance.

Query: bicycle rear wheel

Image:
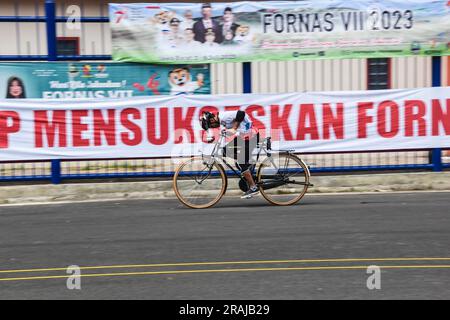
[173,157,227,209]
[257,153,310,206]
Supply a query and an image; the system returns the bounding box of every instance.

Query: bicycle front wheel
[173,157,227,209]
[257,153,310,206]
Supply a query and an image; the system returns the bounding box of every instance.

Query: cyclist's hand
[226,128,237,136]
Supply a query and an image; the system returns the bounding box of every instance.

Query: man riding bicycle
[200,110,260,198]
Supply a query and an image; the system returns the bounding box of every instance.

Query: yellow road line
[1,257,450,274]
[0,265,449,282]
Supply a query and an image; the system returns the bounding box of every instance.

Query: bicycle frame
[200,131,288,188]
[174,132,313,208]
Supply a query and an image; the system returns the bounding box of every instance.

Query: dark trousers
[223,134,259,172]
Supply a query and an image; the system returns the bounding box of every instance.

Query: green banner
[109,1,450,64]
[0,62,211,99]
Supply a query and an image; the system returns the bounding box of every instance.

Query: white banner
[109,1,450,63]
[0,87,449,161]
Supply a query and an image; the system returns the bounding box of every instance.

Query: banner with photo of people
[109,1,450,64]
[0,62,210,99]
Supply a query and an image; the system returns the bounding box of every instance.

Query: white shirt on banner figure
[203,28,220,47]
[180,9,195,30]
[182,28,202,48]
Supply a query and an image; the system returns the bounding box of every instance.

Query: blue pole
[51,159,62,184]
[243,62,252,93]
[431,149,443,172]
[432,56,441,87]
[45,0,57,61]
[431,56,442,172]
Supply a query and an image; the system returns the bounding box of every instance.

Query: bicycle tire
[257,153,310,206]
[173,157,227,209]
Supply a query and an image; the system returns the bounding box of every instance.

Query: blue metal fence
[0,0,447,184]
[0,150,447,183]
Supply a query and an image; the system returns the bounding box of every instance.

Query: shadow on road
[172,198,317,210]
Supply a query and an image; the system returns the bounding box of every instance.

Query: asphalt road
[0,192,449,300]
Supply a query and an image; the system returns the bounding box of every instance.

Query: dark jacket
[193,18,223,43]
[221,22,240,37]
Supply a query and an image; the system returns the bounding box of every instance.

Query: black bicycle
[173,131,313,209]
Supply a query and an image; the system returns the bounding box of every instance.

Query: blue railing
[0,0,446,184]
[0,150,447,183]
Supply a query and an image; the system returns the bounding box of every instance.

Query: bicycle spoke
[173,158,226,209]
[257,154,310,206]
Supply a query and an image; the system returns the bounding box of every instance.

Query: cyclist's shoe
[241,186,260,199]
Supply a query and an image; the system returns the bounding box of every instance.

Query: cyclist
[200,110,260,198]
